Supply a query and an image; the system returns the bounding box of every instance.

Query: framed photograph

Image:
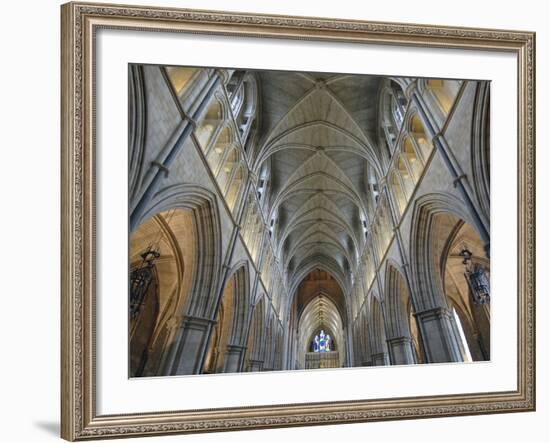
[61,1,535,440]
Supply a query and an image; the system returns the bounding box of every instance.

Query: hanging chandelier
[129,210,175,320]
[459,248,490,305]
[130,248,160,319]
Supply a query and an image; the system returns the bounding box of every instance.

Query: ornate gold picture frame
[61,2,535,440]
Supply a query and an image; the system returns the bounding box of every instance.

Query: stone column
[223,344,247,373]
[371,352,390,366]
[169,316,216,375]
[247,359,264,372]
[156,316,184,375]
[415,307,463,363]
[386,336,416,365]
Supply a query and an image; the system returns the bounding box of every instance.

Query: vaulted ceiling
[252,71,386,296]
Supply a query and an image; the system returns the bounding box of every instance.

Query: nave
[128,66,491,376]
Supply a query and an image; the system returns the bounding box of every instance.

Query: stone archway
[135,184,223,375]
[244,295,267,372]
[203,263,251,373]
[129,208,196,377]
[367,295,389,366]
[384,262,416,365]
[409,192,488,363]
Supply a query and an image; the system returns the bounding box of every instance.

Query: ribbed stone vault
[253,71,384,297]
[297,295,345,368]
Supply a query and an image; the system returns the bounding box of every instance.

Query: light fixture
[130,248,160,319]
[129,210,176,320]
[459,247,490,305]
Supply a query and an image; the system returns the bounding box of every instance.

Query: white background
[0,0,546,442]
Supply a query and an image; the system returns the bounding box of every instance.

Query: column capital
[214,68,231,84]
[386,336,413,346]
[404,79,419,100]
[413,306,451,320]
[183,315,217,330]
[226,343,247,352]
[247,359,264,372]
[164,315,185,330]
[414,305,463,363]
[371,352,389,366]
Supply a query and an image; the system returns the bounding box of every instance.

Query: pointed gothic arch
[367,294,389,366]
[409,192,479,312]
[245,295,268,371]
[127,65,491,375]
[409,192,488,363]
[203,262,252,373]
[384,261,417,365]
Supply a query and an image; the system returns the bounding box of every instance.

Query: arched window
[391,170,407,215]
[235,76,258,145]
[216,147,238,193]
[365,164,380,212]
[269,215,276,238]
[427,79,461,115]
[231,84,245,116]
[380,81,408,153]
[390,82,407,127]
[251,221,264,263]
[410,114,433,161]
[257,160,272,213]
[225,164,245,214]
[196,100,223,151]
[381,92,398,150]
[398,156,415,197]
[257,176,267,202]
[313,329,332,353]
[242,202,264,265]
[206,126,231,173]
[403,136,423,180]
[242,201,257,246]
[227,70,246,105]
[165,66,198,96]
[360,212,368,240]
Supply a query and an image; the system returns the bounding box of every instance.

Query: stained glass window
[313,329,332,353]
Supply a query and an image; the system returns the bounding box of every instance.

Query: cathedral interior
[128,66,491,377]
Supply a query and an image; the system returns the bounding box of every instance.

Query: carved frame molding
[61,2,535,440]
